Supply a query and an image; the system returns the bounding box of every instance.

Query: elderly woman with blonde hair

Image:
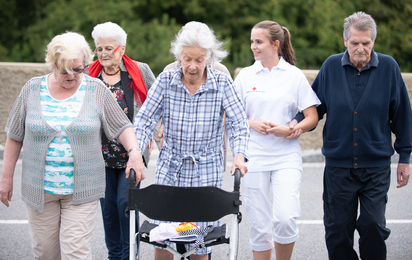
[0,31,144,260]
[133,21,250,260]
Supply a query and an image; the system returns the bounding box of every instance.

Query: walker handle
[129,169,136,189]
[234,168,241,192]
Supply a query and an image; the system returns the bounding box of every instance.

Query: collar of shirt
[169,66,220,93]
[251,56,289,75]
[341,49,379,72]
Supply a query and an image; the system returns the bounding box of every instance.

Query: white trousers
[242,169,301,251]
[26,192,99,260]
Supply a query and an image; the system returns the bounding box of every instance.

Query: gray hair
[91,22,127,46]
[170,21,228,64]
[45,32,93,71]
[343,11,377,42]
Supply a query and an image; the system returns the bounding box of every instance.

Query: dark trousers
[100,168,140,260]
[323,166,391,260]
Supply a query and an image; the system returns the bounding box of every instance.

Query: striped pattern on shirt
[40,75,86,194]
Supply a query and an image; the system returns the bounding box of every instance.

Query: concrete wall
[1,62,412,152]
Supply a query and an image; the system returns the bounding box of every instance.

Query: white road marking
[1,219,412,224]
[297,220,412,224]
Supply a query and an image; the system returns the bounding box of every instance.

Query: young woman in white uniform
[234,20,321,260]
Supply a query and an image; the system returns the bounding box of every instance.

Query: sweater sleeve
[98,82,132,140]
[311,62,328,121]
[293,64,328,126]
[5,77,41,141]
[389,66,412,164]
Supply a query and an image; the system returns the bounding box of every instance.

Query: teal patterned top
[40,75,86,194]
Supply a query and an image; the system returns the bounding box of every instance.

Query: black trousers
[323,166,391,260]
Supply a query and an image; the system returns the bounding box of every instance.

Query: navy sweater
[311,52,412,168]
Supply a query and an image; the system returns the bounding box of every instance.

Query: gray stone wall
[1,62,412,152]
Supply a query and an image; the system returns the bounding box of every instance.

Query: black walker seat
[127,169,242,260]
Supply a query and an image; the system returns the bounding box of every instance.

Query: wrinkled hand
[125,151,146,186]
[267,122,293,137]
[0,177,13,207]
[397,163,410,188]
[285,119,303,140]
[249,120,271,135]
[231,154,248,177]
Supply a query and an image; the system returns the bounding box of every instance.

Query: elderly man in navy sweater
[292,11,412,260]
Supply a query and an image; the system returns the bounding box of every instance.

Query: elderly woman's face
[52,55,84,90]
[95,38,124,68]
[179,46,208,84]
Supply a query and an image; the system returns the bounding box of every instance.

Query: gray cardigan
[5,74,132,211]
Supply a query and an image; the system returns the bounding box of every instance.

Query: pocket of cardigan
[369,139,386,146]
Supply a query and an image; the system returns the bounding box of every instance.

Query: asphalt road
[1,153,412,260]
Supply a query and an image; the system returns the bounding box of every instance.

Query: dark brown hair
[253,21,296,65]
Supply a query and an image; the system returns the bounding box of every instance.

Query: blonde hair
[45,32,94,73]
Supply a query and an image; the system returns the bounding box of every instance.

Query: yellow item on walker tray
[175,222,198,232]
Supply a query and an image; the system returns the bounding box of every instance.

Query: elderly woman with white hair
[85,21,157,259]
[0,31,143,259]
[133,21,250,260]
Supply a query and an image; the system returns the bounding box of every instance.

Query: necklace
[103,67,121,76]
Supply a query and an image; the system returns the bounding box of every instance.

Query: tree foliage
[1,0,412,75]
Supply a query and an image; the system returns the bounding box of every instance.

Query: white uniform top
[234,58,320,172]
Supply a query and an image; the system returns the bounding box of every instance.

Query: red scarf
[86,54,147,105]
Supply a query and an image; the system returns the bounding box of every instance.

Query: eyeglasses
[94,45,121,57]
[55,62,85,74]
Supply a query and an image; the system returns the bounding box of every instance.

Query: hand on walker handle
[231,154,248,177]
[126,151,146,186]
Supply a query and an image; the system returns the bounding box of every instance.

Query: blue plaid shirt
[134,66,249,188]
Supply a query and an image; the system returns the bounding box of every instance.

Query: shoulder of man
[314,53,345,75]
[324,53,344,64]
[374,52,399,67]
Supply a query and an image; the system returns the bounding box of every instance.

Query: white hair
[170,21,228,64]
[45,31,93,71]
[343,11,377,42]
[91,21,127,46]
